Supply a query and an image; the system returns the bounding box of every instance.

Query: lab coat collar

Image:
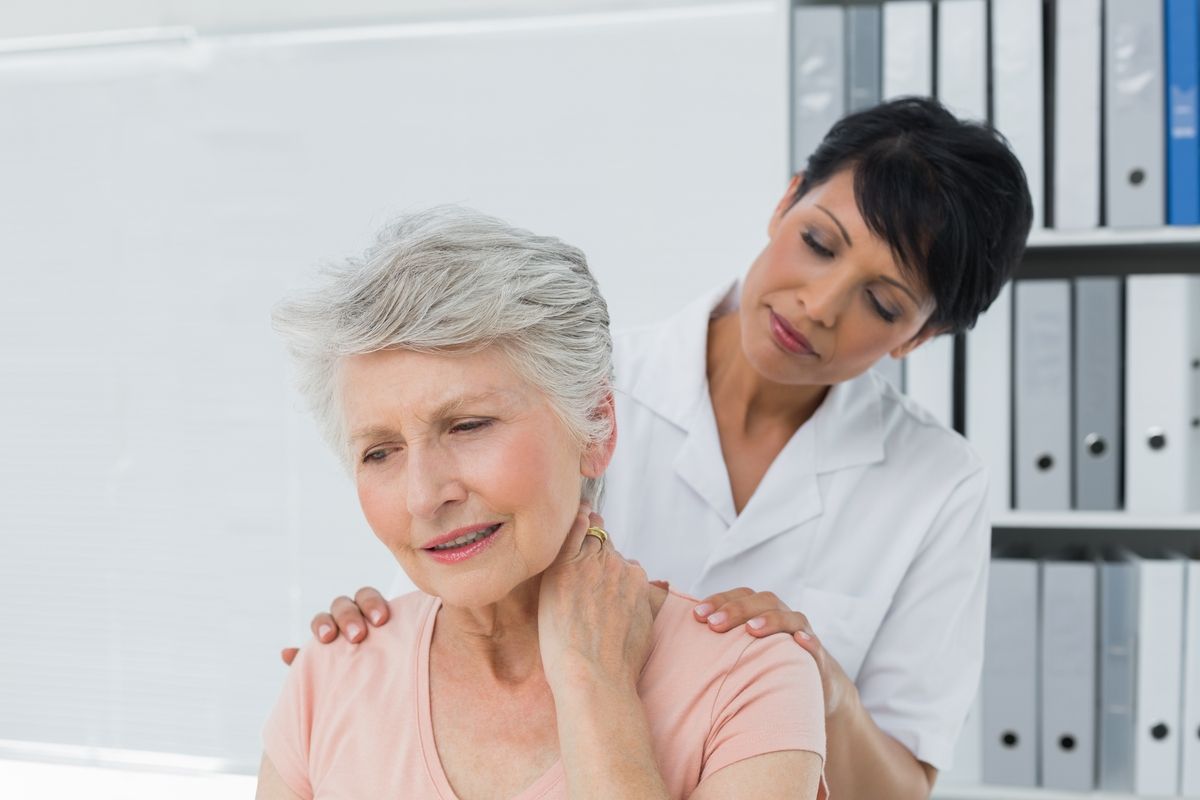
[619,281,738,432]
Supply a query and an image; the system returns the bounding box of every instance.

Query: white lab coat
[601,283,990,770]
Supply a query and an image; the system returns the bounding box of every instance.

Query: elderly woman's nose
[404,447,467,518]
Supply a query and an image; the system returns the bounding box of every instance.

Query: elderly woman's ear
[580,393,618,479]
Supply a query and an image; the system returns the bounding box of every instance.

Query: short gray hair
[273,206,613,504]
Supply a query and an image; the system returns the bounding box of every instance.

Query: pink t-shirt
[264,589,826,798]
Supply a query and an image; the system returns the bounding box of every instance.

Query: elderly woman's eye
[450,419,491,434]
[362,449,391,464]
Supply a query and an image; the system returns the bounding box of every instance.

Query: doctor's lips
[421,521,504,562]
[769,310,819,357]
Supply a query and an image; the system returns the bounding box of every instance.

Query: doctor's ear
[888,323,947,360]
[769,172,806,236]
[580,393,617,479]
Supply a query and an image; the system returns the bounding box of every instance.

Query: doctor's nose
[405,446,467,519]
[796,270,852,329]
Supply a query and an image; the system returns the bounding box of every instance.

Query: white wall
[0,0,787,774]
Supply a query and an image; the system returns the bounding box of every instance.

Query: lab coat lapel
[672,390,738,527]
[703,421,823,569]
[700,373,886,572]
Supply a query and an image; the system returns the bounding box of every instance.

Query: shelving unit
[786,0,1200,797]
[933,785,1182,800]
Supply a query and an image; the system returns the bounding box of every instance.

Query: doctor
[287,97,1033,799]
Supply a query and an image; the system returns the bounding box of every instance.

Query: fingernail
[797,630,813,641]
[369,610,384,624]
[747,617,766,630]
[694,603,713,617]
[318,624,333,640]
[707,611,727,626]
[347,624,362,640]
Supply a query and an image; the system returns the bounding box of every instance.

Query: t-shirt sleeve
[702,633,827,781]
[261,642,318,799]
[856,466,990,771]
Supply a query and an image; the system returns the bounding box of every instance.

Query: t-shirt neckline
[415,595,567,799]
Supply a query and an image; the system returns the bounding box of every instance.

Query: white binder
[792,5,846,174]
[1130,552,1186,795]
[936,0,987,121]
[1104,0,1165,227]
[1125,275,1200,514]
[882,1,932,99]
[1040,558,1097,791]
[1183,556,1200,795]
[966,284,1012,515]
[982,557,1039,786]
[1052,0,1101,229]
[1014,280,1072,510]
[992,0,1045,228]
[904,335,954,429]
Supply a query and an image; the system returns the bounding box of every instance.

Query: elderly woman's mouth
[423,523,504,562]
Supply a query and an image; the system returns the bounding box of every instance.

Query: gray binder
[1073,278,1122,509]
[1098,556,1136,792]
[792,6,846,173]
[1040,558,1097,791]
[1104,0,1165,226]
[982,557,1039,786]
[846,5,881,112]
[1014,280,1072,509]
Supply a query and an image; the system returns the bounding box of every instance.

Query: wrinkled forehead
[337,346,558,442]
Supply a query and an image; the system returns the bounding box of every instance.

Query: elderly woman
[257,207,827,799]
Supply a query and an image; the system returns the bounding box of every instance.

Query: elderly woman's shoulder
[293,591,437,675]
[651,589,820,676]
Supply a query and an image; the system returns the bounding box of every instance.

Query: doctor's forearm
[824,687,935,800]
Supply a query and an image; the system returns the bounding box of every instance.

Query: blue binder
[1167,0,1200,224]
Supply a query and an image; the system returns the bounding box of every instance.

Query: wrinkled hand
[279,586,392,666]
[692,586,855,718]
[537,505,655,694]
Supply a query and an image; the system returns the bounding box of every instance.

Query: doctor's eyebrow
[816,204,853,247]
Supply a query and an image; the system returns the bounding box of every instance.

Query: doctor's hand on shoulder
[690,587,853,719]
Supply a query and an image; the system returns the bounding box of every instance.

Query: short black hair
[792,96,1033,334]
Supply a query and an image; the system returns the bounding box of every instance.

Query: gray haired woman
[258,207,827,799]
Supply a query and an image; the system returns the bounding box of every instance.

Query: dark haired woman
[295,97,1033,800]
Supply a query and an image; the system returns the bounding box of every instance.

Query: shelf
[1017,226,1200,279]
[1026,226,1200,250]
[993,512,1200,531]
[933,784,1191,800]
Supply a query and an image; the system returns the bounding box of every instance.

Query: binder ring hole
[1129,168,1145,185]
[1001,731,1019,748]
[1058,735,1076,751]
[1084,434,1106,457]
[1147,430,1167,450]
[1192,358,1199,369]
[1036,454,1054,471]
[1150,722,1169,741]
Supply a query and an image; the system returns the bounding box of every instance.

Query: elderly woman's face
[339,346,600,608]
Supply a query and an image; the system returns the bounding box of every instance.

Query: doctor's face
[739,168,940,387]
[340,346,603,609]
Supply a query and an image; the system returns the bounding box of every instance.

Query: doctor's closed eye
[801,229,902,324]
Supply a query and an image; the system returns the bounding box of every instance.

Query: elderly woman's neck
[434,578,545,684]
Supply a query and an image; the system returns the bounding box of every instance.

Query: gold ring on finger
[585,526,609,545]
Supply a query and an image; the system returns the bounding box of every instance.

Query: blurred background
[0,1,787,796]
